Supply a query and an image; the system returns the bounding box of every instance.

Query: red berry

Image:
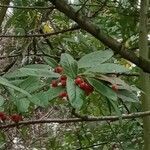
[75,77,84,85]
[58,92,68,98]
[51,80,58,87]
[54,66,63,73]
[60,80,66,86]
[112,84,118,91]
[60,75,67,81]
[0,112,7,121]
[84,83,94,94]
[10,114,23,123]
[79,82,94,95]
[79,82,87,90]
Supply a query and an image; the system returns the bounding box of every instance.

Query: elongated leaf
[78,50,113,68]
[86,63,129,74]
[14,98,30,112]
[67,77,84,109]
[0,95,4,106]
[107,98,122,122]
[60,53,78,78]
[30,87,64,107]
[18,77,45,93]
[29,95,48,107]
[117,90,139,102]
[87,78,117,101]
[0,77,31,97]
[43,56,58,68]
[19,67,60,78]
[43,87,65,101]
[4,64,55,79]
[4,69,28,79]
[24,64,52,69]
[10,79,25,86]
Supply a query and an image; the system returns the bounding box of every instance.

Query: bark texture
[139,0,150,149]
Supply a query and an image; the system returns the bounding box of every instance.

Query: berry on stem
[84,83,94,94]
[58,92,68,100]
[54,66,63,73]
[60,80,66,86]
[60,75,67,81]
[10,114,23,123]
[112,84,118,91]
[78,81,94,95]
[51,80,58,87]
[75,77,84,85]
[79,82,87,90]
[0,112,7,121]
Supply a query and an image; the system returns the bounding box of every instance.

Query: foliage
[0,0,143,149]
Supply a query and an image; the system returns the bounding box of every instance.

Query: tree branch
[0,4,55,10]
[0,53,59,60]
[0,26,80,38]
[49,0,150,73]
[0,110,150,129]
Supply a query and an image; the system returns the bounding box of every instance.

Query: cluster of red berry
[75,76,94,95]
[0,112,23,123]
[51,65,68,100]
[50,65,94,101]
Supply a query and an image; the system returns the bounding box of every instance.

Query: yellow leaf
[41,21,54,33]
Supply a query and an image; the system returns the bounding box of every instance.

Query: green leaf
[0,96,4,106]
[107,98,122,121]
[0,77,31,97]
[4,69,28,79]
[24,64,52,69]
[43,87,65,101]
[5,64,56,79]
[30,87,64,107]
[87,78,117,101]
[29,95,47,107]
[15,27,25,35]
[67,77,84,109]
[78,50,113,68]
[14,98,30,112]
[43,57,58,68]
[18,77,45,93]
[60,53,78,78]
[117,90,139,102]
[19,67,60,78]
[10,79,25,86]
[64,38,77,43]
[86,63,129,74]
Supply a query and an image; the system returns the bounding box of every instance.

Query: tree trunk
[139,0,150,149]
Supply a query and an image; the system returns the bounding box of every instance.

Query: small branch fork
[0,110,150,129]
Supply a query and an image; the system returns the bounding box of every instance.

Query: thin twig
[0,4,55,10]
[76,0,89,13]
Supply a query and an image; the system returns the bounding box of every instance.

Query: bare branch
[0,110,150,129]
